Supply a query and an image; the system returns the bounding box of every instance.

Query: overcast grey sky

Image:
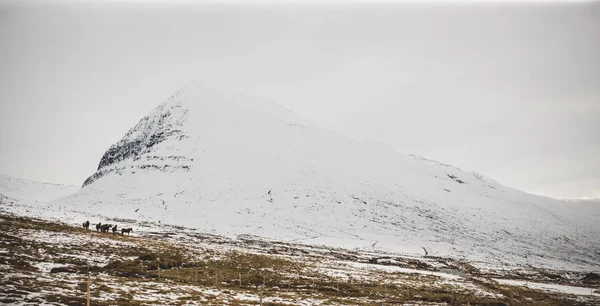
[0,0,598,199]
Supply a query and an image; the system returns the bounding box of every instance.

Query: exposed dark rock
[582,272,600,283]
[447,174,466,185]
[138,253,158,261]
[50,266,76,273]
[81,107,190,187]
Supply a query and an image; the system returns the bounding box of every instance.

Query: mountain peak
[171,80,209,97]
[69,84,600,272]
[83,83,315,186]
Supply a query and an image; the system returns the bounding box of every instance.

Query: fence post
[239,272,242,287]
[259,274,264,306]
[86,267,91,306]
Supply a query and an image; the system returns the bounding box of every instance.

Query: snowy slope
[564,198,600,205]
[0,174,79,202]
[36,81,600,272]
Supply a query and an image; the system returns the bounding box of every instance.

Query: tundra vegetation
[0,213,598,305]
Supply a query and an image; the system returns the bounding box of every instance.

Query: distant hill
[0,174,79,202]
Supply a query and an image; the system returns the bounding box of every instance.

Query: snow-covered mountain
[41,81,599,272]
[0,174,79,202]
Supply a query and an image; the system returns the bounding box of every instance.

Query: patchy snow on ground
[18,229,136,248]
[493,278,600,297]
[2,212,600,305]
[32,261,71,273]
[344,261,463,280]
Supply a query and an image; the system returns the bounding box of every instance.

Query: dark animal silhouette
[100,224,112,233]
[82,220,90,229]
[121,228,133,236]
[112,224,118,234]
[96,222,102,231]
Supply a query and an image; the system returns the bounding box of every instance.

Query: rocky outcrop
[83,97,188,187]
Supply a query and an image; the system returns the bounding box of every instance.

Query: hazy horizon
[1,1,598,199]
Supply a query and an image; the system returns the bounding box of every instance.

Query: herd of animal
[82,220,133,236]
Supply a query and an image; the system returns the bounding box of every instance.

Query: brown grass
[1,212,597,306]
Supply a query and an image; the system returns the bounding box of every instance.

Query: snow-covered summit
[83,81,317,186]
[45,82,599,272]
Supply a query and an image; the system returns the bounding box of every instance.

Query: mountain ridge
[28,82,600,272]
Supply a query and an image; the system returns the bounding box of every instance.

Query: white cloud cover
[0,1,598,198]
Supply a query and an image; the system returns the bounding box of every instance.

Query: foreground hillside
[20,81,599,273]
[1,212,599,305]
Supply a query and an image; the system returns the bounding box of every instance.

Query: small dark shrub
[138,253,157,261]
[50,267,75,273]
